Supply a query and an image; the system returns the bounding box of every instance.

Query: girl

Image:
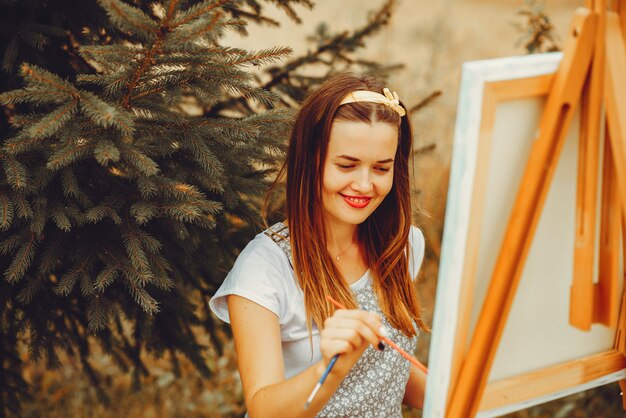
[209,73,428,417]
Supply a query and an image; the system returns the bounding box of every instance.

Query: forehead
[327,120,398,159]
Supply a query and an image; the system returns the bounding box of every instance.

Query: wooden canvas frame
[423,51,626,417]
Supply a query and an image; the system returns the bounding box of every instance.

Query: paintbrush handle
[325,295,428,375]
[380,335,428,374]
[304,354,339,409]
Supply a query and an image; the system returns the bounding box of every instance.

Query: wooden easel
[446,1,626,416]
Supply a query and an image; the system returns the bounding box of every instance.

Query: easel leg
[594,127,620,326]
[618,284,626,410]
[605,14,626,223]
[571,0,606,331]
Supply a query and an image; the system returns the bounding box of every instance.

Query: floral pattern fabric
[265,222,419,417]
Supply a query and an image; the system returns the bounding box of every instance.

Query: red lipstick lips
[341,194,372,208]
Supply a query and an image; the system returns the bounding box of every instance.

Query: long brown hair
[266,73,428,337]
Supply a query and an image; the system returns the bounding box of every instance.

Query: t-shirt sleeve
[408,225,426,281]
[209,236,290,324]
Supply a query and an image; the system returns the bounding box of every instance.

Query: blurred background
[4,0,623,417]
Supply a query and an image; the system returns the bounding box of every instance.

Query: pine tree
[0,0,402,415]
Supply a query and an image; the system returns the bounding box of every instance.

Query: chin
[339,211,375,226]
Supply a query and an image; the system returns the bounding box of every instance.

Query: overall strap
[264,222,293,267]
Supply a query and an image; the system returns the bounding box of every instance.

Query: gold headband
[338,87,406,117]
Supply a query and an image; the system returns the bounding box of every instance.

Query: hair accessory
[339,87,406,117]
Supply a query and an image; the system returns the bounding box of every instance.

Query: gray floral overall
[265,222,419,417]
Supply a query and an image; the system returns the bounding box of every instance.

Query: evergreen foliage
[513,0,561,54]
[0,0,401,415]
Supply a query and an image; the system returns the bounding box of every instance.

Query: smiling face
[321,120,398,230]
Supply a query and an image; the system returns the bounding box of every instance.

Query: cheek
[322,167,346,192]
[380,179,393,197]
[376,171,394,197]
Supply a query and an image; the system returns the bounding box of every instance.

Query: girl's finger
[325,317,381,348]
[331,309,383,336]
[322,326,363,349]
[320,338,356,358]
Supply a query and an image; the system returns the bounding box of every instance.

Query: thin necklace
[332,239,357,261]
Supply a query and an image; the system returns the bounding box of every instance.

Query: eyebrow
[336,155,394,163]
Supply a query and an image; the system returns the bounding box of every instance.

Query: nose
[350,168,373,194]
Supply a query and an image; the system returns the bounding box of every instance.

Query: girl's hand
[319,309,384,372]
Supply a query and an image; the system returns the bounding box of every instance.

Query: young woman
[209,73,428,417]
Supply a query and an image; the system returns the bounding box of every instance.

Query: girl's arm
[228,294,382,418]
[402,364,427,410]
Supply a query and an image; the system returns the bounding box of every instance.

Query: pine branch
[87,295,109,331]
[60,168,81,199]
[124,280,160,314]
[158,178,205,201]
[102,73,134,98]
[12,193,33,219]
[84,202,123,225]
[80,91,135,134]
[0,86,69,106]
[170,0,230,29]
[99,0,159,39]
[55,256,94,296]
[30,197,48,235]
[16,275,46,305]
[136,230,162,254]
[25,100,78,139]
[136,177,159,198]
[80,270,97,296]
[222,7,279,28]
[408,90,442,114]
[94,141,121,165]
[2,35,20,74]
[172,9,224,45]
[46,138,92,171]
[13,191,33,220]
[3,233,37,284]
[128,86,166,102]
[0,195,14,230]
[79,45,145,67]
[129,202,157,224]
[38,235,64,275]
[122,224,153,276]
[0,233,24,256]
[50,207,71,232]
[224,46,292,67]
[120,146,160,176]
[7,113,49,128]
[210,0,396,113]
[145,254,173,290]
[30,166,55,194]
[117,0,170,109]
[19,63,79,98]
[1,154,28,190]
[264,0,393,90]
[182,134,224,179]
[3,135,46,155]
[266,0,315,24]
[94,265,120,292]
[165,0,180,22]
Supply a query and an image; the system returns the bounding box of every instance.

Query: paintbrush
[325,295,428,375]
[304,295,428,409]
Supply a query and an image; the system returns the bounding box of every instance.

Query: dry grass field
[19,1,624,417]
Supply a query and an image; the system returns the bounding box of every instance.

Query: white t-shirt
[209,224,425,379]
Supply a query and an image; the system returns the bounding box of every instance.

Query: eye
[375,166,391,173]
[337,164,354,170]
